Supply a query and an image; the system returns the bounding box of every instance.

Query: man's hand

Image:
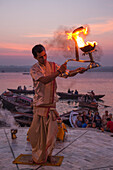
[58,63,67,74]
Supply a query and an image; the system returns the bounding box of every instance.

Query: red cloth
[107,121,113,133]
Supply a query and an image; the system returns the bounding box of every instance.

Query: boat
[7,88,35,94]
[22,72,30,75]
[1,91,33,112]
[56,92,105,100]
[78,101,98,110]
[12,108,88,127]
[13,112,33,127]
[12,107,92,127]
[78,94,98,110]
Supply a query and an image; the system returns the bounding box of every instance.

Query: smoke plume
[44,26,75,60]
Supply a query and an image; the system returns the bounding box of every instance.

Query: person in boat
[89,90,96,102]
[91,90,95,96]
[68,88,74,94]
[28,44,86,164]
[23,85,27,91]
[84,94,89,102]
[17,86,22,91]
[74,89,78,95]
[68,88,71,93]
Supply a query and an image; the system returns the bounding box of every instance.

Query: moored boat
[13,112,33,127]
[1,91,33,112]
[56,92,105,100]
[8,88,35,94]
[78,101,98,110]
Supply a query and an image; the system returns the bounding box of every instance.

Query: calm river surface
[0,72,113,127]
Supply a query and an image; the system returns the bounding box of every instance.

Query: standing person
[102,110,109,129]
[28,44,86,164]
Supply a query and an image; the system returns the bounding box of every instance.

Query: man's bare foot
[47,156,56,164]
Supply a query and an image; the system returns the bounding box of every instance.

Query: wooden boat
[56,92,105,100]
[7,89,105,101]
[12,109,84,127]
[12,107,91,127]
[1,91,33,112]
[7,88,35,94]
[78,101,98,110]
[78,94,98,110]
[13,112,33,127]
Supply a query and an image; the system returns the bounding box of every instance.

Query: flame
[67,27,97,48]
[67,46,70,51]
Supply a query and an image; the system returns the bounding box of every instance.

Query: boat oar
[98,102,110,108]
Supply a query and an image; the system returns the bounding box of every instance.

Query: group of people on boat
[73,110,113,133]
[68,88,78,95]
[17,85,27,91]
[78,94,97,103]
[68,89,95,97]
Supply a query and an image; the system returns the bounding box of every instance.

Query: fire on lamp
[65,26,100,70]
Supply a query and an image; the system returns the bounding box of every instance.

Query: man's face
[36,50,47,65]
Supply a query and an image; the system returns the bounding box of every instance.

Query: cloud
[90,18,113,35]
[0,42,31,51]
[23,33,53,38]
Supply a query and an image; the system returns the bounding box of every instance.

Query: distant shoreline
[0,65,113,72]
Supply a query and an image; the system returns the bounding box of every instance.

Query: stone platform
[0,127,113,170]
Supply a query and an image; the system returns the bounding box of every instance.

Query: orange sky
[0,0,113,66]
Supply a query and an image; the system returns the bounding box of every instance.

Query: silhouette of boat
[56,92,105,100]
[8,88,35,94]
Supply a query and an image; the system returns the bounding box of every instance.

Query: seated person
[94,111,102,129]
[109,113,113,121]
[82,119,89,128]
[86,110,94,126]
[76,116,82,127]
[68,88,71,93]
[74,90,78,95]
[91,90,95,96]
[106,118,113,133]
[24,85,27,90]
[91,122,96,128]
[82,111,87,124]
[68,88,73,94]
[17,86,22,90]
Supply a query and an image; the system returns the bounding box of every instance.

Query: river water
[0,72,113,127]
